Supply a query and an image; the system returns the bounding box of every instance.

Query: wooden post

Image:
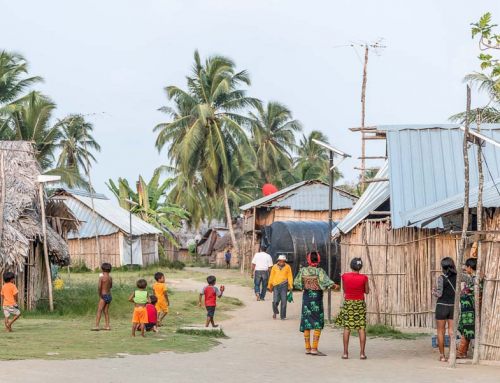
[38,183,54,312]
[251,207,256,274]
[473,110,484,364]
[360,45,369,191]
[327,150,334,323]
[0,153,5,248]
[450,85,471,367]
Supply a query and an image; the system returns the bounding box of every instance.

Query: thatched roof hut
[0,141,76,308]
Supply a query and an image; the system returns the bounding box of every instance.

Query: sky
[1,0,499,195]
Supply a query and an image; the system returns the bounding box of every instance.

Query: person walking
[224,248,232,269]
[335,257,369,360]
[268,255,293,320]
[251,246,273,301]
[432,257,457,362]
[294,251,335,356]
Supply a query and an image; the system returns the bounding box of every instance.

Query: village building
[0,141,77,309]
[334,124,500,361]
[239,180,358,271]
[51,189,161,270]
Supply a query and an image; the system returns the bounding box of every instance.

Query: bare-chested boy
[92,262,113,331]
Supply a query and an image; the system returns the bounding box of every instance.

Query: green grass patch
[354,324,428,340]
[176,328,227,338]
[3,268,243,360]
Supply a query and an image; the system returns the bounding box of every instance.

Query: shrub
[69,260,91,273]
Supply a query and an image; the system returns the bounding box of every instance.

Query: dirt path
[1,268,499,383]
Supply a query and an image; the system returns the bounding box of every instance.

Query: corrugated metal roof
[402,177,500,227]
[239,180,358,211]
[332,163,390,236]
[54,191,161,239]
[383,124,500,228]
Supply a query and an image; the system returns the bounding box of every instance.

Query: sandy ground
[1,268,499,383]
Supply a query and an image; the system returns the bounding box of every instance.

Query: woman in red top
[335,257,369,360]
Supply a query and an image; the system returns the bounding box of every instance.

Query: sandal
[439,355,447,362]
[305,349,312,355]
[310,350,327,356]
[342,354,349,359]
[360,354,367,360]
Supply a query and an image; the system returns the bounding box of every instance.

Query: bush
[161,259,185,270]
[69,260,91,273]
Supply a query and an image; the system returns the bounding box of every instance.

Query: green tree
[154,50,259,255]
[0,51,42,105]
[288,130,342,183]
[249,101,301,186]
[107,167,189,244]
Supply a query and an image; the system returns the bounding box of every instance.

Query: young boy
[93,262,113,331]
[1,272,20,332]
[152,272,170,327]
[199,275,225,328]
[145,295,158,333]
[128,279,148,337]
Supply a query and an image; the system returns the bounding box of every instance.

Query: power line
[481,150,500,197]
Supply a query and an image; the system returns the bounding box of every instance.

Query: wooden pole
[0,153,5,249]
[38,183,54,312]
[473,110,484,364]
[450,85,471,367]
[360,45,369,192]
[250,207,256,274]
[327,150,334,323]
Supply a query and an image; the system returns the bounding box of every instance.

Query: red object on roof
[262,183,278,196]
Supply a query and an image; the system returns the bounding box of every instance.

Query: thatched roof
[0,141,71,270]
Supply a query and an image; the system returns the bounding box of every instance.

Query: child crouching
[129,279,148,337]
[145,295,158,333]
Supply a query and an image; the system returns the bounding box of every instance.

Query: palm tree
[55,114,101,174]
[107,167,189,244]
[249,101,301,186]
[0,51,42,105]
[154,50,259,255]
[290,130,342,183]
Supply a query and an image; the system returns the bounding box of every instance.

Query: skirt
[299,290,324,332]
[458,294,475,339]
[335,299,366,330]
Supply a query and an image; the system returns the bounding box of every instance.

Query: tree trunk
[223,187,239,265]
[450,85,471,367]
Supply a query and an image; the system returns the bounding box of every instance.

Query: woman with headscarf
[335,257,369,360]
[293,251,335,356]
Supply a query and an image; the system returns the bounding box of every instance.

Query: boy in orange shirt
[1,272,21,332]
[153,272,169,326]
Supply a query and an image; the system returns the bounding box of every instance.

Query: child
[128,279,148,337]
[145,295,158,333]
[199,275,225,328]
[1,272,21,332]
[92,262,113,331]
[153,272,170,326]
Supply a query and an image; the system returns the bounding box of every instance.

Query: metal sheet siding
[272,183,356,211]
[62,193,161,239]
[239,181,308,210]
[386,125,500,228]
[333,163,390,236]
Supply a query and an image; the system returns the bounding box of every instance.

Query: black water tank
[262,221,340,283]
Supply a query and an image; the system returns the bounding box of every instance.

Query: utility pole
[357,41,386,192]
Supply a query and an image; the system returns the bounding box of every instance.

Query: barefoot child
[129,279,148,337]
[1,272,21,332]
[145,295,158,333]
[199,275,224,328]
[93,262,113,331]
[153,272,170,326]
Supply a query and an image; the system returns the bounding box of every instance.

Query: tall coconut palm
[154,50,259,255]
[289,130,342,183]
[55,114,101,173]
[0,51,42,105]
[249,101,302,186]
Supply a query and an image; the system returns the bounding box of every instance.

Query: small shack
[51,189,161,270]
[0,141,77,309]
[240,180,358,270]
[334,124,500,341]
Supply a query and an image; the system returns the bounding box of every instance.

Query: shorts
[436,304,454,320]
[101,294,112,304]
[132,306,148,324]
[3,305,20,318]
[155,300,169,314]
[206,306,216,318]
[145,323,156,331]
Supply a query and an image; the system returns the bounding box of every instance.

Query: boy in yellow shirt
[268,255,293,320]
[153,272,170,326]
[1,272,21,332]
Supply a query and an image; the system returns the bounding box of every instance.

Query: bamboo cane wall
[141,234,159,266]
[68,233,121,270]
[340,220,459,328]
[479,208,500,362]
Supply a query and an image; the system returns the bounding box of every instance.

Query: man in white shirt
[251,246,273,301]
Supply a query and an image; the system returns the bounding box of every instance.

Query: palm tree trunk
[223,187,239,264]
